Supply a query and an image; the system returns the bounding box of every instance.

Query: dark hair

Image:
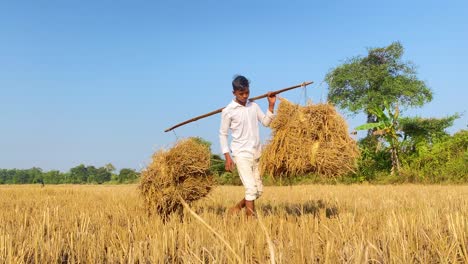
[232,75,250,91]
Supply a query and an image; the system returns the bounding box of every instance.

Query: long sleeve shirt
[219,99,274,159]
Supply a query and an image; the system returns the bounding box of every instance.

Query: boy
[219,75,276,217]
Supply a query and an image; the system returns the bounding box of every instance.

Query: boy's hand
[224,153,235,172]
[267,92,276,112]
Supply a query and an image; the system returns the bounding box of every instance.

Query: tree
[118,168,139,183]
[30,167,44,184]
[94,167,112,184]
[5,170,16,184]
[400,114,460,152]
[0,169,6,184]
[356,102,401,175]
[104,163,116,173]
[69,164,88,183]
[13,169,37,184]
[43,170,63,184]
[86,166,97,183]
[325,41,433,129]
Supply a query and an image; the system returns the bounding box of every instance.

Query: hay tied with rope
[260,98,360,179]
[139,137,214,220]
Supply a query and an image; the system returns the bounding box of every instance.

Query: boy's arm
[257,92,276,126]
[223,153,235,172]
[267,92,276,113]
[219,110,234,171]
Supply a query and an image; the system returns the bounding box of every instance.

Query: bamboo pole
[164,81,313,132]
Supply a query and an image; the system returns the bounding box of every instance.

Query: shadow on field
[261,200,339,218]
[195,200,339,218]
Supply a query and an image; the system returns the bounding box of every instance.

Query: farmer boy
[219,75,276,217]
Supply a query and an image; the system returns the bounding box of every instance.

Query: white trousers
[234,156,263,201]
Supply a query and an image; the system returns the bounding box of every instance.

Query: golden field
[0,184,467,263]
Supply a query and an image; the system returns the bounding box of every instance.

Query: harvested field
[0,184,467,263]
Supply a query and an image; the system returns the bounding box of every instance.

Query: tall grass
[0,184,467,263]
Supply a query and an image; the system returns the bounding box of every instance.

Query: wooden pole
[164,81,313,132]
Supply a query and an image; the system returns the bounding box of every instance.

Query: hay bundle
[139,137,214,220]
[260,98,359,179]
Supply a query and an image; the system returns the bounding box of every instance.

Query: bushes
[349,136,392,182]
[345,130,467,183]
[401,130,468,183]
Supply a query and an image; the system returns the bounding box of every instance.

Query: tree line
[0,164,140,185]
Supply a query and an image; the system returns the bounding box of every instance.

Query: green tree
[86,166,98,183]
[69,164,88,183]
[30,167,44,184]
[118,168,139,183]
[104,163,116,173]
[325,41,433,130]
[400,114,460,153]
[0,169,6,184]
[13,169,37,184]
[356,102,401,174]
[5,170,15,184]
[43,170,63,184]
[94,167,112,184]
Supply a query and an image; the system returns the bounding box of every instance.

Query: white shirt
[219,99,274,159]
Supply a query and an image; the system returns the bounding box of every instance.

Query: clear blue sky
[1,0,467,172]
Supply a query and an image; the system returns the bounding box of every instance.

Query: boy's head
[232,75,250,104]
[232,75,250,91]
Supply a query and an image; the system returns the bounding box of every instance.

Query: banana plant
[355,101,401,175]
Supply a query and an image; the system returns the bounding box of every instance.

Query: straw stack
[139,137,214,220]
[260,98,359,179]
